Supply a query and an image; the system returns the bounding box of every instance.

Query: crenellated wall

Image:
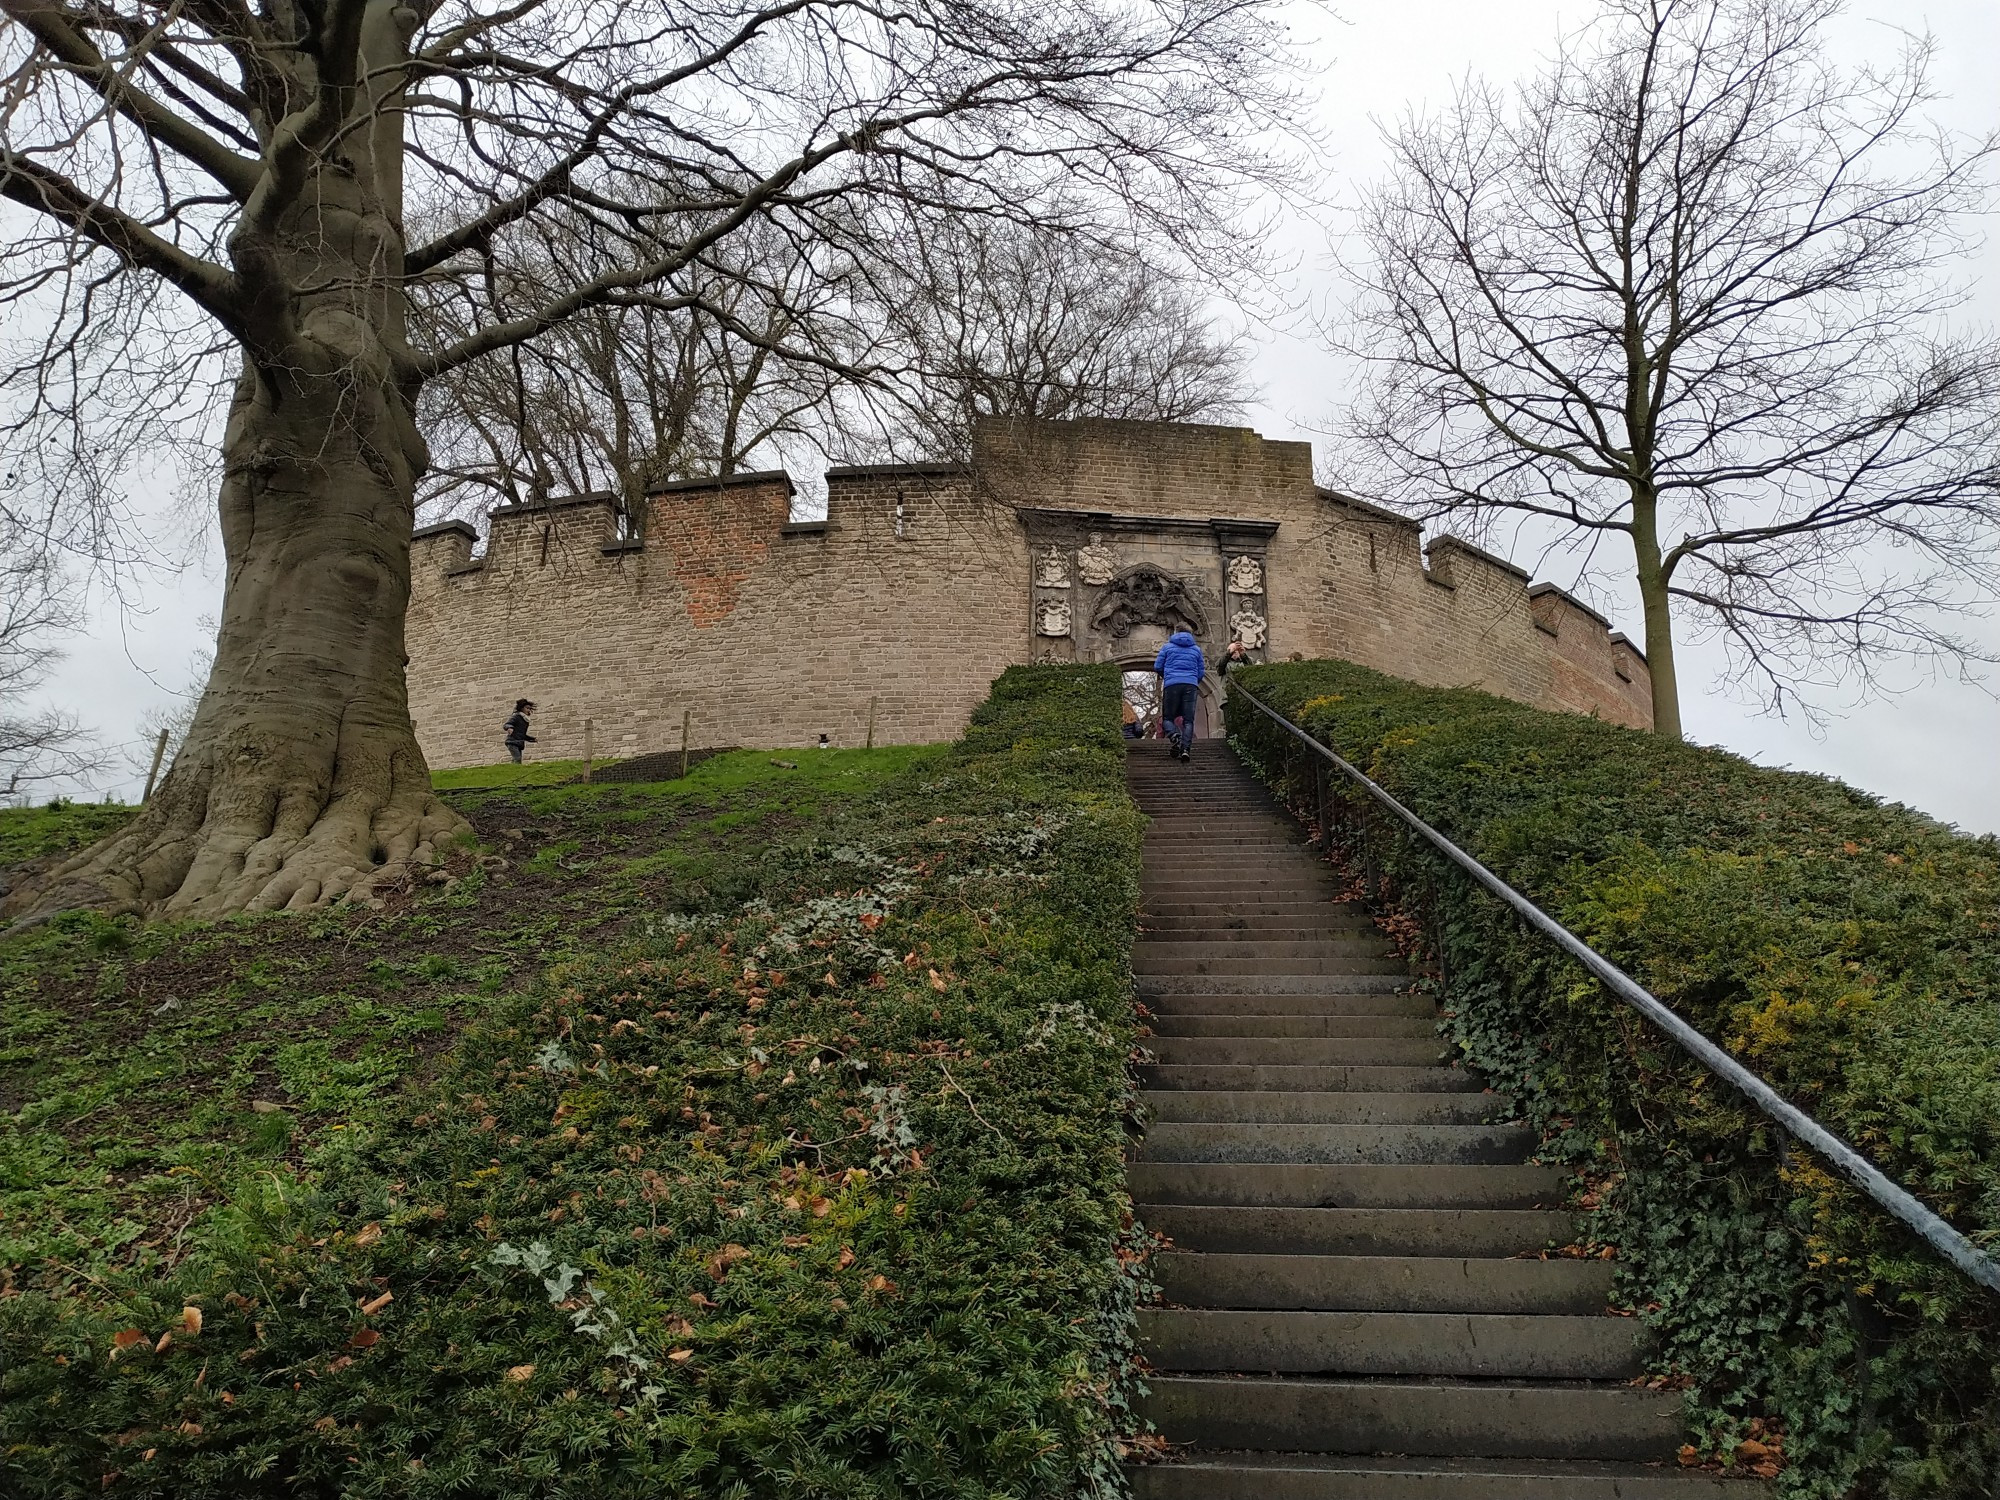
[406,417,1650,769]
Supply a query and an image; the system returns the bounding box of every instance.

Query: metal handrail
[1227,681,2000,1297]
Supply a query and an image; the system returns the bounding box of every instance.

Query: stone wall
[406,417,1650,768]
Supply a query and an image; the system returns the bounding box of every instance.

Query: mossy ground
[0,675,1145,1499]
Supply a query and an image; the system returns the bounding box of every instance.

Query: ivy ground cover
[0,665,1145,1497]
[1229,659,2000,1500]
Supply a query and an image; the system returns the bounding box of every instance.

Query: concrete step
[1135,940,1395,960]
[1144,912,1360,924]
[1140,974,1413,996]
[1143,1091,1511,1125]
[1128,1454,1767,1499]
[1140,928,1371,945]
[1144,1205,1579,1257]
[1155,1252,1615,1314]
[1147,1037,1449,1067]
[1130,1163,1567,1210]
[1139,1309,1644,1379]
[1139,1377,1687,1462]
[1140,992,1434,1017]
[1138,1064,1480,1092]
[1136,958,1407,978]
[1135,1122,1536,1166]
[1150,1014,1438,1038]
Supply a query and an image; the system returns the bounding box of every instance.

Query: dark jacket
[1153,631,1206,687]
[503,712,535,746]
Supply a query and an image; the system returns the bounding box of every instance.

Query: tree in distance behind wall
[1337,0,2000,737]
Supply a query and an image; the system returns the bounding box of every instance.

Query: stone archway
[1117,656,1221,740]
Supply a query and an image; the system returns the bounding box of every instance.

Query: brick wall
[405,417,1652,768]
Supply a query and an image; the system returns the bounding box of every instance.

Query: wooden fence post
[583,717,594,783]
[865,696,878,751]
[680,708,691,779]
[141,728,169,804]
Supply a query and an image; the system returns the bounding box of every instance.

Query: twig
[937,1061,1000,1135]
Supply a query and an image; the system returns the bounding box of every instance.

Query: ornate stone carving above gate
[1014,506,1279,667]
[1090,568,1207,640]
[1075,543,1116,585]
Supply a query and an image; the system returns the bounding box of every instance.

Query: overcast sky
[24,0,2000,832]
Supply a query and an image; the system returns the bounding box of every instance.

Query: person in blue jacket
[1153,630,1206,762]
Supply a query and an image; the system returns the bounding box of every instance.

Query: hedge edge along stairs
[1121,736,1763,1498]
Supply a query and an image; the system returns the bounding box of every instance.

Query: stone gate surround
[404,416,1652,769]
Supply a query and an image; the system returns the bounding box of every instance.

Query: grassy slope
[0,678,1144,1498]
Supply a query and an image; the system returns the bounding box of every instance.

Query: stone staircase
[1123,737,1760,1499]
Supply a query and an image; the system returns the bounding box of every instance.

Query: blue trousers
[1161,682,1198,745]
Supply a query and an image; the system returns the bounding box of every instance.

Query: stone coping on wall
[488,490,622,518]
[822,461,968,480]
[1315,486,1424,530]
[413,519,477,542]
[1528,580,1612,629]
[1015,505,1280,540]
[651,469,795,496]
[1425,534,1532,582]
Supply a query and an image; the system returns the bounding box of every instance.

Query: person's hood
[1168,631,1196,648]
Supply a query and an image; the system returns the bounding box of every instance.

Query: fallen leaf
[928,969,947,992]
[808,1196,832,1218]
[858,913,883,931]
[180,1306,203,1336]
[112,1329,145,1353]
[153,1331,173,1355]
[1678,1446,1701,1468]
[837,1246,856,1269]
[706,1243,751,1281]
[347,1328,381,1348]
[505,1364,535,1382]
[178,1421,202,1436]
[866,1274,896,1294]
[353,1223,383,1249]
[668,1348,695,1362]
[359,1291,393,1316]
[313,1417,338,1434]
[326,1356,354,1373]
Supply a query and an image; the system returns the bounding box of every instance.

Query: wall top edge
[1426,533,1531,582]
[1015,505,1280,539]
[651,469,795,496]
[822,461,967,479]
[489,491,619,518]
[1527,580,1613,629]
[1607,630,1649,662]
[1315,486,1422,530]
[413,519,477,542]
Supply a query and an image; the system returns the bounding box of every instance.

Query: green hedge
[1227,659,2000,1500]
[1,665,1147,1498]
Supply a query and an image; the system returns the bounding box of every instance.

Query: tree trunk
[1630,500,1684,739]
[7,353,466,924]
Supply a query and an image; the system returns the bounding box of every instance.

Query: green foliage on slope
[1229,659,2000,1500]
[1,667,1145,1498]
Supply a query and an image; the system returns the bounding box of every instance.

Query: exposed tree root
[3,727,470,931]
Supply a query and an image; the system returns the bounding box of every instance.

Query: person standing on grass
[1153,630,1206,762]
[503,699,537,763]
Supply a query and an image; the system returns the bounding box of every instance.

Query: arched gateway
[404,416,1653,769]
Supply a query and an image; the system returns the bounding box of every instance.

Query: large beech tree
[1338,0,2000,737]
[0,0,1290,921]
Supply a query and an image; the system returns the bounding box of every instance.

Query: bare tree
[0,533,101,800]
[870,216,1252,460]
[417,219,865,521]
[0,0,1295,922]
[1337,0,2000,737]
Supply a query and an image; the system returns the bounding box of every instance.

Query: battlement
[405,417,1651,770]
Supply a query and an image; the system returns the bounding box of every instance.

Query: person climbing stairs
[1123,736,1761,1498]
